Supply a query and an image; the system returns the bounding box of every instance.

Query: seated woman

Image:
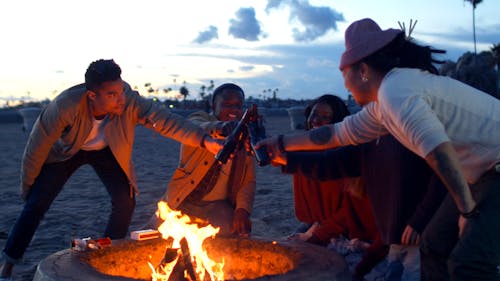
[285,95,387,280]
[288,94,352,237]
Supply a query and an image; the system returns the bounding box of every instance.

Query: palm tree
[464,0,483,54]
[199,85,206,100]
[179,81,189,108]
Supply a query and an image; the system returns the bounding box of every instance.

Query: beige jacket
[21,82,205,199]
[164,111,256,213]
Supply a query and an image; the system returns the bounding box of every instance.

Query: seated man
[152,83,256,237]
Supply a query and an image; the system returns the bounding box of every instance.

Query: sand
[0,114,300,281]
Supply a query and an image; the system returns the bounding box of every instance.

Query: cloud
[289,0,344,42]
[266,0,345,42]
[193,25,219,44]
[265,0,285,11]
[239,65,255,72]
[228,7,263,41]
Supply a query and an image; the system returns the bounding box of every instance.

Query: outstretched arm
[425,142,476,237]
[257,103,386,153]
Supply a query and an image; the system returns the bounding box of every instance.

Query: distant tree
[272,88,279,101]
[179,81,189,109]
[206,80,215,95]
[464,0,483,54]
[199,85,206,100]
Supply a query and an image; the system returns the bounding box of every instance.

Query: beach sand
[0,114,300,281]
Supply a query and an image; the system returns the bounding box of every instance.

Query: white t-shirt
[332,68,500,184]
[81,117,108,151]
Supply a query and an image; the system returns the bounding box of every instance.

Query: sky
[1,0,499,105]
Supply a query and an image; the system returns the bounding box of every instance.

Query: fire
[149,201,225,281]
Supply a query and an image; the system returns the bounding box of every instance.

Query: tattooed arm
[425,142,476,237]
[283,125,339,151]
[425,142,475,214]
[259,103,387,153]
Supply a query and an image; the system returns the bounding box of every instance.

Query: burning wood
[150,202,224,281]
[154,237,201,281]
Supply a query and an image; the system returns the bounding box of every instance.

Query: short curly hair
[85,59,122,92]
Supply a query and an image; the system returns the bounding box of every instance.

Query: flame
[150,201,225,281]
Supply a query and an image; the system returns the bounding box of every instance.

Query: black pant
[2,147,135,262]
[421,171,500,281]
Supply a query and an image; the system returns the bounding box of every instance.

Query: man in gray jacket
[0,59,221,279]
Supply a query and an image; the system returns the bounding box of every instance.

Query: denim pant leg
[2,157,82,262]
[90,147,135,239]
[448,173,500,281]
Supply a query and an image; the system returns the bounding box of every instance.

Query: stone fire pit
[33,237,350,281]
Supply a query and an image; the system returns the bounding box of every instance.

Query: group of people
[1,17,499,281]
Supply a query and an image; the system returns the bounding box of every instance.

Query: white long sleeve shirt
[332,68,500,184]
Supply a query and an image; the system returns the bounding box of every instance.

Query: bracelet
[460,205,480,219]
[277,134,286,154]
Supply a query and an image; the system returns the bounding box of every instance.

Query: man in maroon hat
[258,18,500,281]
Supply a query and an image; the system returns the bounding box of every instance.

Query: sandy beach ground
[0,114,300,281]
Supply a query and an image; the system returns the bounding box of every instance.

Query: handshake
[215,104,270,166]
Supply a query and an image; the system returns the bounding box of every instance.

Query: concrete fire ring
[33,237,351,281]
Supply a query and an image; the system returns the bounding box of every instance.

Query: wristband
[460,205,480,219]
[277,134,286,154]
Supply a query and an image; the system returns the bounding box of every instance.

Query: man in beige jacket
[0,59,221,280]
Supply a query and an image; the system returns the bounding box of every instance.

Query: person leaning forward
[0,59,221,280]
[257,18,500,281]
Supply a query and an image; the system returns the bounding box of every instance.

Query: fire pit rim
[33,237,351,281]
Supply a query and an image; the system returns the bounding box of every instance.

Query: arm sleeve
[313,192,349,243]
[283,145,362,180]
[21,102,69,196]
[131,89,206,147]
[379,87,450,158]
[332,102,389,146]
[185,111,227,138]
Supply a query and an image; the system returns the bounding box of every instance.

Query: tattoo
[309,126,332,145]
[426,143,472,212]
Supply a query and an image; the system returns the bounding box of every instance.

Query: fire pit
[33,237,350,281]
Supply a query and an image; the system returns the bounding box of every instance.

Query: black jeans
[2,147,135,263]
[420,170,500,281]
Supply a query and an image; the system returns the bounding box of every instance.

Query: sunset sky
[1,0,499,105]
